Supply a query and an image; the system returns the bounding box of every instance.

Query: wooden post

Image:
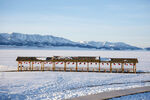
[87,62,89,72]
[31,61,33,71]
[133,64,135,72]
[52,62,55,71]
[76,62,78,71]
[64,62,66,71]
[133,63,136,73]
[20,62,22,71]
[28,61,30,71]
[110,63,112,72]
[99,62,100,72]
[17,61,19,71]
[135,63,136,73]
[41,62,43,71]
[70,68,72,72]
[116,69,118,73]
[43,62,45,71]
[50,62,51,71]
[121,63,124,73]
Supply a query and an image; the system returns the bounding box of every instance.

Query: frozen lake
[1,72,150,100]
[0,50,150,100]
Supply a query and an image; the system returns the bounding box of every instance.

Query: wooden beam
[110,63,112,72]
[121,63,124,73]
[76,62,78,71]
[16,57,138,64]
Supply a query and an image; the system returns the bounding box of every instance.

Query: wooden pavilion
[16,56,138,73]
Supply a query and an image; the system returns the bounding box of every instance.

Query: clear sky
[0,0,150,47]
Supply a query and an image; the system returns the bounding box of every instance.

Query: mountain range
[0,32,147,50]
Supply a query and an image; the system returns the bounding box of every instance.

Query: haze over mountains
[0,32,147,50]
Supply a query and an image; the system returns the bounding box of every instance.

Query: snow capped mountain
[0,32,78,47]
[145,47,150,51]
[79,41,142,50]
[0,32,143,50]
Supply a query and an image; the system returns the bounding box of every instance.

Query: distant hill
[79,41,142,50]
[145,47,150,50]
[0,32,143,50]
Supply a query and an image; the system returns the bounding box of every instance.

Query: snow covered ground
[0,72,150,100]
[0,50,150,100]
[109,92,150,100]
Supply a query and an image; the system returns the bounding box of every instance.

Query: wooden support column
[29,62,32,71]
[52,62,55,71]
[20,62,22,71]
[87,62,89,72]
[17,61,19,71]
[133,63,136,73]
[110,63,112,72]
[133,63,135,73]
[76,62,78,72]
[41,62,43,71]
[64,62,66,71]
[31,62,34,71]
[121,63,124,73]
[93,68,94,72]
[99,62,100,72]
[28,62,30,70]
[43,62,45,71]
[135,63,136,73]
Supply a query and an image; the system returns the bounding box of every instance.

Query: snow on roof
[36,57,46,60]
[100,58,111,61]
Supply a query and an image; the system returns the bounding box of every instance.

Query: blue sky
[0,0,150,47]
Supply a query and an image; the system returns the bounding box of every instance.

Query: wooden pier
[16,56,138,73]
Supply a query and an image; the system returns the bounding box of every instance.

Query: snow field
[0,72,150,100]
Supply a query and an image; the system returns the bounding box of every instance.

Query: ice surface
[0,72,150,100]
